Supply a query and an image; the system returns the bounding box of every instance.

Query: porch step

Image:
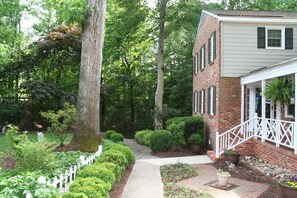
[207,150,218,161]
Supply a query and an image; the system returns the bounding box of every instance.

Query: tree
[72,0,107,152]
[154,0,170,129]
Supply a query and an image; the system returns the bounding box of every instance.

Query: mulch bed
[213,160,281,198]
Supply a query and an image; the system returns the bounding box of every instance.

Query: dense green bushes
[166,116,204,146]
[135,130,153,146]
[105,130,117,139]
[105,130,124,142]
[64,142,135,198]
[150,130,173,152]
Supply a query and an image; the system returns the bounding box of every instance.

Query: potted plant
[279,175,297,198]
[217,169,231,187]
[188,133,203,154]
[224,150,240,165]
[264,77,293,104]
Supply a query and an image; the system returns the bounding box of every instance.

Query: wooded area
[1,0,296,137]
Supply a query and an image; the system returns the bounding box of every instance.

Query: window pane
[288,104,295,116]
[267,29,282,47]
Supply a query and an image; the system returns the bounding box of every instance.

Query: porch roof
[241,57,297,84]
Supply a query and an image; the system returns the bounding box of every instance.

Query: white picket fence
[26,145,103,198]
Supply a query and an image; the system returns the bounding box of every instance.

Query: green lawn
[0,132,73,167]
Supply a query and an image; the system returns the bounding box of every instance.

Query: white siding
[221,22,297,77]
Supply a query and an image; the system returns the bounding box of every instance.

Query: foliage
[41,103,76,146]
[0,101,24,127]
[280,175,297,187]
[135,130,154,146]
[166,121,186,148]
[188,133,203,145]
[149,130,173,152]
[105,130,117,139]
[62,192,88,198]
[161,163,197,183]
[264,77,293,104]
[0,173,59,198]
[224,150,238,155]
[166,116,204,145]
[96,150,128,168]
[69,177,110,198]
[77,165,115,185]
[5,125,28,148]
[100,162,123,183]
[217,169,231,176]
[105,144,135,164]
[102,139,118,151]
[110,133,124,142]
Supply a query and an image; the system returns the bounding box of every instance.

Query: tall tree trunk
[154,0,169,129]
[72,0,107,152]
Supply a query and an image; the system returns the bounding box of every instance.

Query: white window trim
[210,34,214,62]
[195,54,198,74]
[210,86,214,115]
[285,100,295,118]
[201,46,205,70]
[201,90,204,113]
[194,91,198,112]
[265,26,285,49]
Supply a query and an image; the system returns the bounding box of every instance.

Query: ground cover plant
[160,163,212,198]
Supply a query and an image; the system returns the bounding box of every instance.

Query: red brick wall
[193,15,220,148]
[253,139,297,172]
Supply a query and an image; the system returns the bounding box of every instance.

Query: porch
[216,58,297,158]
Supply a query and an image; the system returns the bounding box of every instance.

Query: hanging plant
[264,77,293,104]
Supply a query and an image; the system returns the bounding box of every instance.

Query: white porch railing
[215,114,296,158]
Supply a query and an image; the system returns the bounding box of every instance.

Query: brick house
[193,10,297,171]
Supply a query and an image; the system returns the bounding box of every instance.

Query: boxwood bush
[110,133,124,142]
[62,192,88,198]
[105,144,135,164]
[166,116,204,146]
[105,130,117,139]
[69,177,110,198]
[100,162,123,182]
[96,150,128,168]
[77,165,115,185]
[135,130,153,146]
[149,130,173,152]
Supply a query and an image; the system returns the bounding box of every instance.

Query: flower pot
[224,153,240,165]
[279,182,297,198]
[191,144,201,154]
[217,173,230,187]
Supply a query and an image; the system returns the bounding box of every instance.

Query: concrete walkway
[121,139,213,198]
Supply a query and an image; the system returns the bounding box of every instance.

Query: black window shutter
[213,86,216,115]
[258,27,265,49]
[198,91,201,113]
[200,48,202,71]
[193,55,196,74]
[213,31,216,60]
[208,38,211,64]
[285,28,293,50]
[203,45,206,67]
[196,52,199,72]
[196,91,199,113]
[203,90,205,113]
[208,87,211,114]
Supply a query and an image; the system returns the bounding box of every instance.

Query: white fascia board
[241,59,297,84]
[218,17,297,24]
[202,10,219,20]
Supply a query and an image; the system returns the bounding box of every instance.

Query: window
[201,89,205,113]
[208,31,216,64]
[194,53,199,74]
[200,45,205,70]
[208,86,216,115]
[258,27,293,50]
[194,91,199,113]
[266,27,284,49]
[285,75,295,118]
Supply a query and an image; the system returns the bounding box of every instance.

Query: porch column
[293,73,297,154]
[241,84,244,123]
[261,80,266,142]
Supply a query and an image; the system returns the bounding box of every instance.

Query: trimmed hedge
[105,144,135,164]
[62,192,88,198]
[110,133,124,142]
[105,130,117,139]
[166,116,204,146]
[96,150,128,168]
[150,130,173,152]
[100,162,123,182]
[77,165,115,185]
[135,130,153,146]
[69,177,110,198]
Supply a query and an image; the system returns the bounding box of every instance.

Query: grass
[160,163,212,198]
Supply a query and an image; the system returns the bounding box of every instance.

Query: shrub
[166,122,186,148]
[77,165,115,185]
[110,133,124,142]
[105,144,135,164]
[188,133,203,145]
[69,177,110,198]
[95,150,128,168]
[149,130,173,152]
[105,130,117,139]
[100,162,123,182]
[41,103,76,146]
[166,116,204,145]
[135,130,153,146]
[62,192,88,198]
